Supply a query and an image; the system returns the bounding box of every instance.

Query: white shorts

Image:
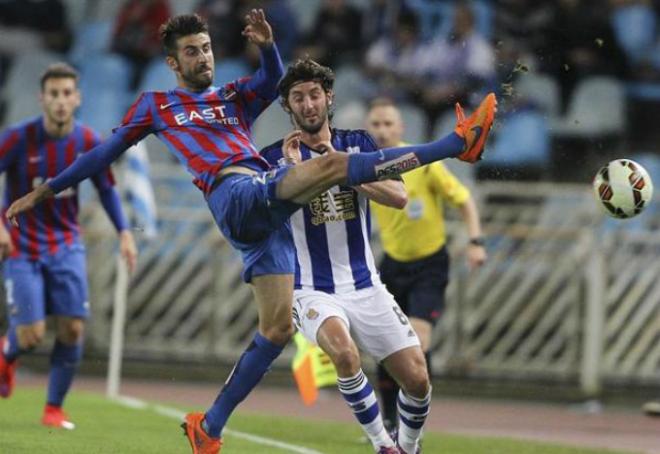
[293,284,420,362]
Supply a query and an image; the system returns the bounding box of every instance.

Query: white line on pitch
[112,395,325,454]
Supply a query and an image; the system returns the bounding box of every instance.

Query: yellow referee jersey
[371,151,470,262]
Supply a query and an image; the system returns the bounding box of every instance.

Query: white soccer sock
[337,369,395,450]
[397,388,431,453]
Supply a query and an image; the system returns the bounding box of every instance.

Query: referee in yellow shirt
[366,98,487,431]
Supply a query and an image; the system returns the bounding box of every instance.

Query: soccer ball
[593,159,654,219]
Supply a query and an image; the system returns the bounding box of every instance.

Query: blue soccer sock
[338,369,393,449]
[47,341,82,407]
[346,133,464,186]
[397,388,431,454]
[3,326,25,363]
[203,332,283,438]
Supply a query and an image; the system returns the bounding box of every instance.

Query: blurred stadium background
[1,0,660,425]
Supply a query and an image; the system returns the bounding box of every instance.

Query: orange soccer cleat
[454,93,497,163]
[42,404,76,430]
[182,412,223,454]
[0,336,17,398]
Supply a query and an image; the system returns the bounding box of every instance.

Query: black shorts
[379,247,449,325]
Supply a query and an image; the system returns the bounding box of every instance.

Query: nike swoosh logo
[470,125,483,146]
[377,150,385,161]
[160,102,175,110]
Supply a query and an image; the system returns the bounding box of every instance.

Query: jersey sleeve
[357,131,379,153]
[112,93,155,146]
[259,143,284,167]
[81,129,117,192]
[428,162,470,207]
[0,127,21,173]
[231,44,283,126]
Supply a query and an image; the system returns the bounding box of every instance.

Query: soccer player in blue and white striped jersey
[261,58,431,454]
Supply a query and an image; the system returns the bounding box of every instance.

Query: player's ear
[166,55,179,72]
[327,90,334,106]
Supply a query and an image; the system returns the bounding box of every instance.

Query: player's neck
[42,117,74,138]
[301,124,332,150]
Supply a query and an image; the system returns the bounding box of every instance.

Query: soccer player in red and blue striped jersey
[6,10,497,454]
[0,63,137,429]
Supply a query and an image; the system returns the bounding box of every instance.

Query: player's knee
[400,366,430,398]
[57,320,85,345]
[261,321,294,346]
[18,325,45,350]
[332,348,361,376]
[319,153,348,183]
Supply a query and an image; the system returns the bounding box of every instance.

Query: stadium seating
[515,72,561,120]
[332,65,370,108]
[551,76,626,138]
[486,109,550,168]
[139,59,177,92]
[398,103,426,143]
[79,54,133,94]
[251,102,292,149]
[611,3,656,64]
[68,21,113,65]
[2,52,65,124]
[214,58,251,86]
[333,101,367,130]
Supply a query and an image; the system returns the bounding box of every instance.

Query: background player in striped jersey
[261,58,430,454]
[367,98,487,434]
[6,11,496,454]
[0,63,137,429]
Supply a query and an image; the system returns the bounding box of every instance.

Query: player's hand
[241,9,273,48]
[119,230,138,274]
[6,184,54,227]
[283,130,302,164]
[0,226,14,260]
[317,141,337,154]
[467,244,487,271]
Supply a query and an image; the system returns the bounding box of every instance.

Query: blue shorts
[207,167,301,282]
[3,245,90,325]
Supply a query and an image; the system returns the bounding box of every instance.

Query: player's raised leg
[273,92,496,205]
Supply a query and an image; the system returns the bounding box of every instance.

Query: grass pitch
[0,388,638,453]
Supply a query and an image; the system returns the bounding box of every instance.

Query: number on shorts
[392,306,409,325]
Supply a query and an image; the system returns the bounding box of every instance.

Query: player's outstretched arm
[241,8,283,99]
[354,180,407,209]
[6,134,129,226]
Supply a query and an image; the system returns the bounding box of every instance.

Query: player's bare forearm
[6,183,55,226]
[119,229,138,274]
[459,196,483,239]
[356,180,407,209]
[459,196,487,269]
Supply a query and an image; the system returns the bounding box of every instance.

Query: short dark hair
[368,97,398,112]
[278,58,335,103]
[40,62,78,91]
[159,14,209,57]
